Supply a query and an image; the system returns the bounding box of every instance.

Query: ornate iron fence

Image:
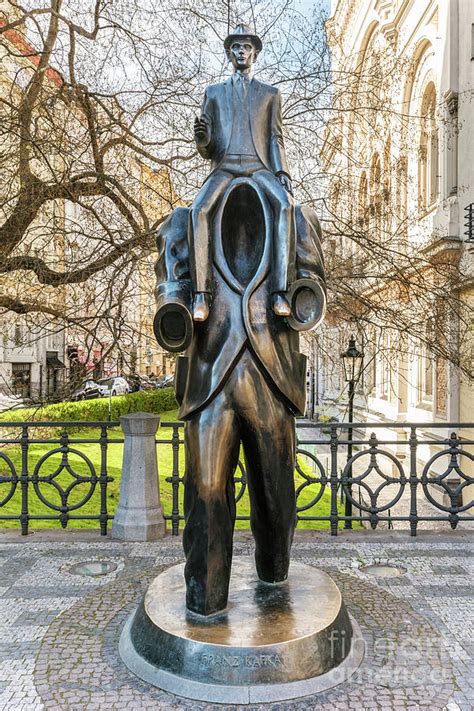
[0,420,472,536]
[0,421,121,535]
[164,421,474,536]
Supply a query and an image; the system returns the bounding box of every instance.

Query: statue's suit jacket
[155,194,325,421]
[197,78,290,177]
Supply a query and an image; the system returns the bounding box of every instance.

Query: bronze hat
[224,23,262,52]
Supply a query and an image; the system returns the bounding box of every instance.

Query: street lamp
[340,336,364,529]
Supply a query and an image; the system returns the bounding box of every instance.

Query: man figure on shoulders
[190,23,296,321]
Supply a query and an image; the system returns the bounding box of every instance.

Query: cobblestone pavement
[0,529,472,711]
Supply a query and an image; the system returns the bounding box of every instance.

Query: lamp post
[341,336,364,529]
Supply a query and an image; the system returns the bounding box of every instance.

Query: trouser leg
[234,353,297,582]
[183,390,240,614]
[252,170,296,294]
[189,171,232,294]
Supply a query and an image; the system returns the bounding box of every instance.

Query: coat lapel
[248,80,265,166]
[223,79,233,141]
[249,79,261,114]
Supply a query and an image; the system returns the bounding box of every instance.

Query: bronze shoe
[272,292,291,317]
[193,293,210,322]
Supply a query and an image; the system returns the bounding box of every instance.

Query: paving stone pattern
[0,531,472,710]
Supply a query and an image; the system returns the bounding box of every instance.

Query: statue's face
[227,38,258,71]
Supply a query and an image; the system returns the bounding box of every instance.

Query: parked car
[126,374,155,392]
[155,374,174,389]
[97,376,130,398]
[0,394,29,411]
[71,379,101,401]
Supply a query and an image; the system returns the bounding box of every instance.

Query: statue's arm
[269,89,290,178]
[194,88,213,159]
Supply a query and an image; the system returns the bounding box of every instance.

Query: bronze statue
[191,24,295,322]
[153,24,326,616]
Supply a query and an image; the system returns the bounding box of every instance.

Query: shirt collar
[232,69,253,83]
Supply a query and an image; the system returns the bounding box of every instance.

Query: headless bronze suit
[184,181,296,614]
[154,196,325,616]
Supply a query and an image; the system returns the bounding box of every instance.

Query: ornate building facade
[310,0,473,447]
[1,3,173,401]
[306,0,474,508]
[0,5,67,401]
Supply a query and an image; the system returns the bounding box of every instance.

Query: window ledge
[417,204,438,220]
[415,400,434,411]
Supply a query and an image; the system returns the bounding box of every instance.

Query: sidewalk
[0,529,472,710]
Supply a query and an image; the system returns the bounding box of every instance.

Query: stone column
[112,412,166,540]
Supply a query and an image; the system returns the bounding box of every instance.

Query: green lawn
[0,408,343,532]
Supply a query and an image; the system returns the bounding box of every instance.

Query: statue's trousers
[183,349,297,616]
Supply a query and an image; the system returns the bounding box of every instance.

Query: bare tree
[0,0,330,380]
[1,0,470,409]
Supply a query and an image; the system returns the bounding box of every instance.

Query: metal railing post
[99,424,112,536]
[330,424,339,536]
[170,423,181,536]
[20,426,29,536]
[344,379,355,529]
[409,426,418,537]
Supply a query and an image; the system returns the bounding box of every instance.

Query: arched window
[358,172,368,229]
[417,319,434,404]
[383,137,391,204]
[382,137,391,235]
[395,156,408,236]
[370,153,382,234]
[419,82,439,210]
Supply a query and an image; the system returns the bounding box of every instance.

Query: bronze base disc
[119,558,364,703]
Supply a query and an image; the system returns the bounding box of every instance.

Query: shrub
[0,388,178,425]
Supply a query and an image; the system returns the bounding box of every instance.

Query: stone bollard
[112,412,166,540]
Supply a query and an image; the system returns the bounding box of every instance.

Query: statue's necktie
[235,75,248,102]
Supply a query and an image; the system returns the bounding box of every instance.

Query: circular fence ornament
[341,432,407,529]
[295,448,328,513]
[32,433,98,527]
[421,432,474,529]
[0,451,18,507]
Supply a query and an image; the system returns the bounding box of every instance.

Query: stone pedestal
[112,412,165,541]
[119,558,364,703]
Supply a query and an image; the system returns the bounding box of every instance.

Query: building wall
[0,13,67,401]
[314,0,474,491]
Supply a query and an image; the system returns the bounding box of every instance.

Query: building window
[417,321,434,405]
[47,365,58,398]
[395,156,408,239]
[370,153,382,235]
[368,343,377,393]
[11,363,31,398]
[418,82,439,211]
[358,171,369,229]
[383,137,391,234]
[435,358,447,417]
[14,324,22,347]
[379,330,391,400]
[418,350,433,402]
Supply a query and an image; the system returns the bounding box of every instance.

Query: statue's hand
[194,115,210,146]
[278,173,293,196]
